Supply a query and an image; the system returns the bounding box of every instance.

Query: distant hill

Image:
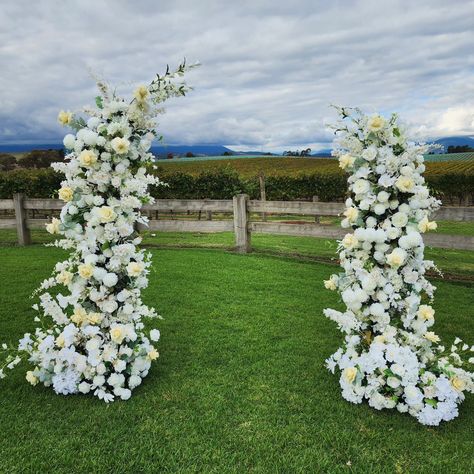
[151,145,234,157]
[432,136,474,152]
[0,144,63,153]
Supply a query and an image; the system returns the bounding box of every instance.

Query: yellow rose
[134,85,149,103]
[56,334,65,348]
[324,275,338,291]
[367,115,385,132]
[98,206,116,223]
[46,217,61,234]
[396,176,415,193]
[424,331,440,343]
[58,110,73,126]
[343,367,358,384]
[111,137,130,155]
[26,371,39,386]
[343,207,359,223]
[87,312,103,325]
[342,234,358,249]
[56,270,73,286]
[374,335,386,343]
[110,326,125,344]
[58,187,74,202]
[418,217,437,233]
[147,348,159,361]
[79,149,98,168]
[71,306,88,325]
[127,261,145,277]
[339,154,355,170]
[417,305,435,321]
[450,376,466,392]
[78,263,94,279]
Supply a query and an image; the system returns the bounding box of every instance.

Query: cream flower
[324,275,338,291]
[386,248,407,268]
[56,271,73,286]
[343,367,357,384]
[343,207,359,223]
[341,233,359,249]
[417,305,435,321]
[396,176,415,193]
[58,187,74,202]
[26,371,39,386]
[110,325,125,344]
[57,110,73,126]
[98,206,116,223]
[46,217,61,234]
[111,137,130,155]
[424,332,440,343]
[79,149,98,168]
[367,115,385,132]
[78,263,94,279]
[450,377,466,392]
[71,307,88,325]
[134,85,149,103]
[339,154,355,170]
[127,261,145,277]
[418,217,437,233]
[147,348,159,361]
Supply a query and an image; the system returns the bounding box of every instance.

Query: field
[155,154,474,178]
[0,243,473,473]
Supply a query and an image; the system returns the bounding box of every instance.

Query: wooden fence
[1,193,474,251]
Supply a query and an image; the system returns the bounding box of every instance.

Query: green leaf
[95,96,103,109]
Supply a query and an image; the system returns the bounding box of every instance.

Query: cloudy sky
[1,0,474,152]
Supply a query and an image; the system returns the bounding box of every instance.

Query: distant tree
[447,145,473,154]
[20,149,64,169]
[301,148,312,157]
[0,153,17,171]
[223,151,233,156]
[185,151,195,157]
[167,152,174,159]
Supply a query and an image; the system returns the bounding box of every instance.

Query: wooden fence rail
[1,194,473,251]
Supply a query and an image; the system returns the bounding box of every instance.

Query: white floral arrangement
[324,107,474,425]
[0,61,197,402]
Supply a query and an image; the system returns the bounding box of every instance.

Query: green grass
[0,245,473,473]
[0,227,473,279]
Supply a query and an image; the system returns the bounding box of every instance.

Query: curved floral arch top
[324,107,473,425]
[0,61,198,402]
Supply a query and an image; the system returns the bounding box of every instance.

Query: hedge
[0,168,472,204]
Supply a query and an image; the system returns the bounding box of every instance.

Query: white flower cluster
[324,107,474,425]
[0,61,197,401]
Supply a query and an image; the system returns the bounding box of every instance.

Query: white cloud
[0,0,473,151]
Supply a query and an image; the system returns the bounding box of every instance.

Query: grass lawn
[0,245,473,473]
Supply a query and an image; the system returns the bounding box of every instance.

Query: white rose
[111,137,130,155]
[361,146,377,161]
[353,179,371,195]
[63,134,76,149]
[391,212,408,228]
[150,329,161,341]
[103,273,118,287]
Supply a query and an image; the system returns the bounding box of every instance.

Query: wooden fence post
[259,172,267,222]
[13,193,31,246]
[233,194,251,253]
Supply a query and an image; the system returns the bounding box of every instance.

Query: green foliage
[0,161,472,203]
[0,169,62,198]
[0,154,17,171]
